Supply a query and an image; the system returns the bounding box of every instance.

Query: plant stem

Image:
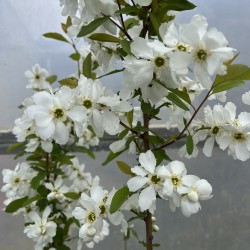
[144,211,153,250]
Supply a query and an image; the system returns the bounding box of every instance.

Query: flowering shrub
[2,0,250,249]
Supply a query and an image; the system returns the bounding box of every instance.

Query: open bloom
[24,207,57,248]
[127,150,173,214]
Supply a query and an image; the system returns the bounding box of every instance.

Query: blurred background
[1,0,250,249]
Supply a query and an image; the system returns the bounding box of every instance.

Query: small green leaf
[64,192,81,200]
[61,16,72,33]
[127,110,134,127]
[77,16,109,37]
[88,33,121,43]
[116,161,134,176]
[102,149,127,166]
[153,149,172,165]
[59,78,78,88]
[149,135,165,145]
[6,142,26,153]
[43,32,69,43]
[37,185,49,196]
[82,52,92,78]
[31,172,46,189]
[110,186,129,214]
[96,68,124,79]
[120,40,132,55]
[115,5,139,14]
[69,53,81,61]
[212,80,245,94]
[164,0,196,11]
[166,92,190,111]
[22,196,43,207]
[119,128,130,140]
[46,75,57,84]
[141,101,152,114]
[169,88,191,105]
[5,196,28,213]
[149,12,162,41]
[186,134,194,155]
[215,64,250,84]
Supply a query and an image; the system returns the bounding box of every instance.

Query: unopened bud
[87,226,97,237]
[153,224,159,232]
[151,216,156,222]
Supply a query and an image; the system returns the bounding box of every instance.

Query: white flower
[181,177,213,217]
[242,91,250,105]
[45,177,69,203]
[122,37,176,102]
[1,162,35,199]
[24,207,57,247]
[24,64,50,90]
[127,150,172,214]
[26,86,86,144]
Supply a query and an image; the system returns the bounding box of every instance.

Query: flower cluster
[2,0,250,249]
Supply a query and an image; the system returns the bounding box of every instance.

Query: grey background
[1,0,250,249]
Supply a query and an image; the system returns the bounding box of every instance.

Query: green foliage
[69,53,81,61]
[120,40,132,55]
[149,12,162,41]
[64,192,81,200]
[116,161,134,176]
[77,16,109,37]
[31,172,46,189]
[88,33,121,43]
[153,149,172,165]
[186,134,194,155]
[82,52,92,78]
[5,196,28,213]
[59,78,78,88]
[115,5,139,15]
[119,128,130,140]
[46,75,57,84]
[161,0,196,11]
[61,16,72,33]
[166,92,190,111]
[43,32,69,43]
[110,186,130,214]
[102,148,127,166]
[96,68,124,79]
[5,141,26,153]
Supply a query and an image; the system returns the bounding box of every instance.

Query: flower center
[151,175,161,184]
[171,175,181,187]
[53,108,64,119]
[196,49,207,61]
[99,204,106,215]
[212,126,220,135]
[14,177,20,184]
[154,57,165,67]
[35,75,40,80]
[83,99,93,109]
[177,44,187,52]
[234,132,246,141]
[87,211,96,223]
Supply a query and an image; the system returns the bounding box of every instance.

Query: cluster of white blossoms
[127,150,212,216]
[3,0,250,249]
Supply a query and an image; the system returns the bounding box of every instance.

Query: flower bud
[153,224,159,232]
[87,226,97,237]
[187,190,199,202]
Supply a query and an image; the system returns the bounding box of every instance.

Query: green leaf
[61,16,72,33]
[102,149,127,166]
[215,64,250,84]
[64,192,81,200]
[186,134,194,155]
[43,32,69,43]
[127,110,134,127]
[5,196,28,213]
[164,0,196,11]
[116,161,134,176]
[31,172,46,189]
[149,12,162,41]
[119,128,130,140]
[120,40,132,55]
[149,135,165,145]
[77,16,109,37]
[212,80,245,94]
[166,92,190,111]
[5,142,26,153]
[110,186,129,214]
[141,101,153,114]
[115,5,139,14]
[59,78,78,88]
[82,52,92,78]
[169,88,191,105]
[37,185,49,196]
[36,198,48,211]
[88,33,121,43]
[69,53,81,61]
[46,75,57,84]
[96,68,124,79]
[22,196,43,207]
[153,149,172,165]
